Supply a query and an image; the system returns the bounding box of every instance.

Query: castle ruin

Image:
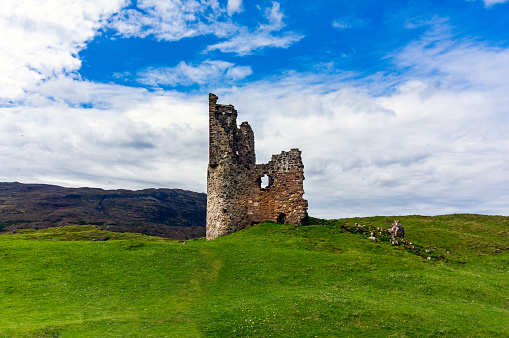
[207,93,308,240]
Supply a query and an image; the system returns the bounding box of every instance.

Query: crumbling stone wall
[207,93,307,240]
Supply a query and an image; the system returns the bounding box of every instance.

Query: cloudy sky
[1,0,509,218]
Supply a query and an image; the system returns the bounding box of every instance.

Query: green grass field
[1,214,508,337]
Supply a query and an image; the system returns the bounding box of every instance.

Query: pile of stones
[388,220,405,245]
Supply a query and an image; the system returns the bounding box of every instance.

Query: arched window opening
[276,213,286,224]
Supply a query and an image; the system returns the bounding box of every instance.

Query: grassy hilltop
[0,214,508,337]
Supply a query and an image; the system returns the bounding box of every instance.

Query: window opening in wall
[260,174,269,189]
[277,213,286,224]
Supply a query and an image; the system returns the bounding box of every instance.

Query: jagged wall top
[208,93,255,166]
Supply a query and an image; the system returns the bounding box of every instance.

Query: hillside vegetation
[0,182,206,239]
[0,214,508,337]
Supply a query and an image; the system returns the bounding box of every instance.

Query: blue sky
[78,0,509,88]
[1,0,509,218]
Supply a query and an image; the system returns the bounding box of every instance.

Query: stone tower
[207,93,308,240]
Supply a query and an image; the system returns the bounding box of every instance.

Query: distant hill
[0,182,206,239]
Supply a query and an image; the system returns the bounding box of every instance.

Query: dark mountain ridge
[0,182,206,239]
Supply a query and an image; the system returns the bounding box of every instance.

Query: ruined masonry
[207,93,308,240]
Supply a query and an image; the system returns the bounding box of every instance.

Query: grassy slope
[0,215,508,337]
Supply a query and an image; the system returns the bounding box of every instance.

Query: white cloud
[261,1,284,30]
[107,0,237,41]
[0,79,208,191]
[403,15,449,30]
[0,0,211,192]
[465,0,508,7]
[0,0,126,102]
[205,29,303,55]
[2,34,508,217]
[395,37,509,92]
[213,37,509,218]
[205,2,304,55]
[107,0,303,56]
[332,20,350,29]
[482,0,509,6]
[227,0,243,16]
[332,17,368,30]
[137,60,252,86]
